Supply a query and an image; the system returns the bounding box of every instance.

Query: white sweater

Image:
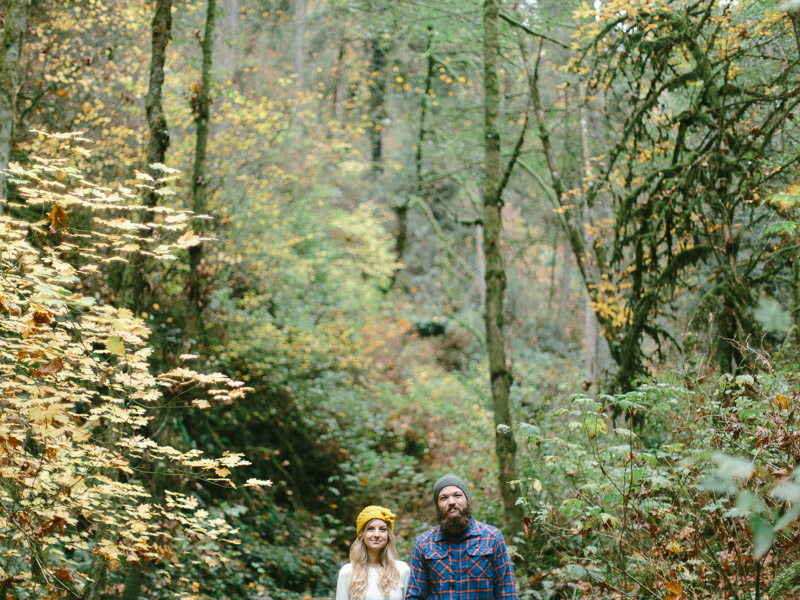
[335,561,410,600]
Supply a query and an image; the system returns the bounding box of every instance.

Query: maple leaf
[243,478,273,487]
[36,516,67,538]
[53,568,75,583]
[105,336,125,356]
[48,205,69,233]
[0,296,22,316]
[665,581,684,600]
[33,356,64,377]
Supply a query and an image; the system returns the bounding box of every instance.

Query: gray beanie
[433,473,470,504]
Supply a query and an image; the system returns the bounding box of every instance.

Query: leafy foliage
[516,368,800,598]
[0,135,267,598]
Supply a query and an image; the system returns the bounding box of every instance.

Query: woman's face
[362,518,390,553]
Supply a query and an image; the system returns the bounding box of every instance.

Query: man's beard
[437,505,472,534]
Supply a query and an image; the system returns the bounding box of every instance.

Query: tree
[530,0,800,389]
[120,0,173,315]
[0,0,32,208]
[482,0,523,529]
[187,0,217,340]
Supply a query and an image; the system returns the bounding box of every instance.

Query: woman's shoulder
[338,562,353,577]
[394,560,410,574]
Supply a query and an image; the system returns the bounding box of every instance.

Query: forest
[1,0,800,598]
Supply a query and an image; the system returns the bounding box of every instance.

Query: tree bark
[331,38,346,120]
[368,35,386,177]
[557,238,570,335]
[476,223,486,308]
[0,0,31,211]
[788,10,800,57]
[578,82,599,388]
[121,561,145,600]
[482,0,520,531]
[186,0,217,340]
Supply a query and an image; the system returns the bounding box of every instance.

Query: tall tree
[0,0,31,210]
[577,82,601,388]
[120,0,173,314]
[482,0,521,529]
[368,34,387,177]
[187,0,217,339]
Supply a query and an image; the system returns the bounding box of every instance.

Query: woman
[336,505,410,600]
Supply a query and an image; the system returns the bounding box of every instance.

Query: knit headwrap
[356,505,396,534]
[433,473,470,505]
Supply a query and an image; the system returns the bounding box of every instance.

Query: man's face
[437,485,468,518]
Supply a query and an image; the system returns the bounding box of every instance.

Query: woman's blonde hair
[348,520,400,600]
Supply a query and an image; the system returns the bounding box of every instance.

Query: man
[406,473,519,600]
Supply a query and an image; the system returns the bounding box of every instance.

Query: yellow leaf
[106,336,125,356]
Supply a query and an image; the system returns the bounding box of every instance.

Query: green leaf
[581,415,608,439]
[771,481,800,504]
[649,475,673,490]
[614,427,637,440]
[749,515,774,559]
[563,564,588,580]
[713,452,754,481]
[518,422,541,439]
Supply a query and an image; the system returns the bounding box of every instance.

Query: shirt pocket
[466,545,493,579]
[424,548,450,580]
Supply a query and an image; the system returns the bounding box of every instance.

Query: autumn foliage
[0,134,268,598]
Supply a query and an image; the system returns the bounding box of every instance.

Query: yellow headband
[356,505,395,534]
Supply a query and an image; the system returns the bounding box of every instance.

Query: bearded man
[405,474,518,600]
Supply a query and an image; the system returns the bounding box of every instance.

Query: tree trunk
[788,10,800,57]
[476,223,486,308]
[0,0,31,211]
[293,0,305,84]
[557,239,570,336]
[186,0,217,340]
[393,29,433,274]
[578,82,599,388]
[793,256,800,343]
[481,0,520,531]
[331,38,346,120]
[121,561,145,600]
[120,0,172,313]
[368,35,386,177]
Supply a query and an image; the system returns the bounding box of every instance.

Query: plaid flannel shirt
[406,518,518,600]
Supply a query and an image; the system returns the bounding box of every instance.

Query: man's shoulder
[471,519,505,542]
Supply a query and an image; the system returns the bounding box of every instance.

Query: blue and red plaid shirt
[406,517,518,600]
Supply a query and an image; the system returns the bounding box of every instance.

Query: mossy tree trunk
[481,0,521,531]
[120,0,173,313]
[368,34,386,177]
[186,0,217,340]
